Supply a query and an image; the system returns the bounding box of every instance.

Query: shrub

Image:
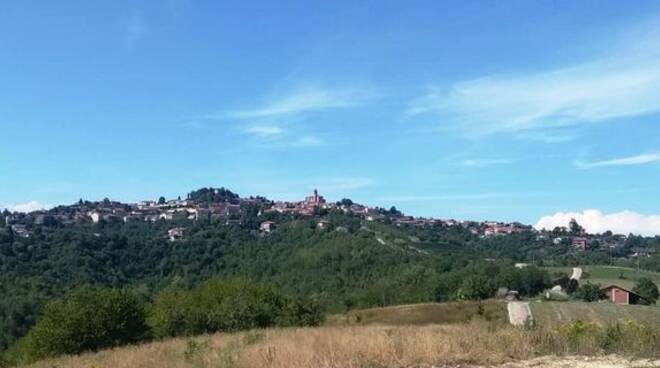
[148,279,321,339]
[573,282,604,302]
[456,275,495,300]
[4,287,148,365]
[632,278,659,305]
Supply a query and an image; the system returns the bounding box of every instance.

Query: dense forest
[1,190,660,360]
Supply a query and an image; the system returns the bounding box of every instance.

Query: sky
[2,1,660,234]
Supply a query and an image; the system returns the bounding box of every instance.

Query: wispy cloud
[514,131,577,144]
[407,28,660,136]
[243,125,284,139]
[536,209,660,236]
[212,87,371,119]
[575,152,660,169]
[291,136,323,147]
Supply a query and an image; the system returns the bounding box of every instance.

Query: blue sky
[2,1,660,231]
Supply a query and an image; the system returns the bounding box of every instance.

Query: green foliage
[574,282,604,302]
[456,274,495,300]
[633,278,659,305]
[187,187,239,203]
[4,288,147,365]
[0,211,554,355]
[554,320,660,357]
[147,279,321,339]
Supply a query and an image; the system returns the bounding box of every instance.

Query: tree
[338,198,354,207]
[574,282,604,302]
[4,288,148,365]
[157,196,166,205]
[456,274,495,300]
[633,278,659,305]
[569,218,584,235]
[147,279,320,339]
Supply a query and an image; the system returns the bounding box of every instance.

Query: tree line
[2,278,321,366]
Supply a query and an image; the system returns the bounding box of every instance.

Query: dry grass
[327,300,507,326]
[21,320,660,368]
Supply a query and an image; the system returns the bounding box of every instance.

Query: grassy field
[531,301,660,326]
[545,265,660,290]
[19,320,660,368]
[13,300,660,368]
[327,300,508,326]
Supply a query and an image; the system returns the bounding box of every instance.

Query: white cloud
[535,209,660,236]
[407,30,660,136]
[221,87,370,119]
[243,125,284,139]
[575,152,660,169]
[4,201,48,213]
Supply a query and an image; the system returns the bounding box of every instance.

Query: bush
[456,275,495,300]
[574,282,604,302]
[148,279,321,339]
[633,278,659,305]
[4,287,148,365]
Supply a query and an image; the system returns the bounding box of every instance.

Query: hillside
[17,314,660,368]
[0,199,555,354]
[545,265,660,290]
[1,188,660,361]
[327,300,507,326]
[531,301,660,326]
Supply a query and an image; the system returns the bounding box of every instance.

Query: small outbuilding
[601,285,646,305]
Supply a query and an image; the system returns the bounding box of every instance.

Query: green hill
[531,301,660,326]
[545,265,660,289]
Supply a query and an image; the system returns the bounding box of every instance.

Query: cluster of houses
[0,189,654,257]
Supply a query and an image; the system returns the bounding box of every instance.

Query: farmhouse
[601,285,647,305]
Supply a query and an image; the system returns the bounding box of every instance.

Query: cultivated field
[531,301,660,326]
[545,265,660,290]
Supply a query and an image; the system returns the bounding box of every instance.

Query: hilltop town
[2,187,528,234]
[1,187,655,259]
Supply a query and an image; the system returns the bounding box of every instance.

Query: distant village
[1,188,655,257]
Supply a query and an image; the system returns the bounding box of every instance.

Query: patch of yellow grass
[22,322,545,368]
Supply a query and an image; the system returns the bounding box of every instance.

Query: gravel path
[508,301,533,326]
